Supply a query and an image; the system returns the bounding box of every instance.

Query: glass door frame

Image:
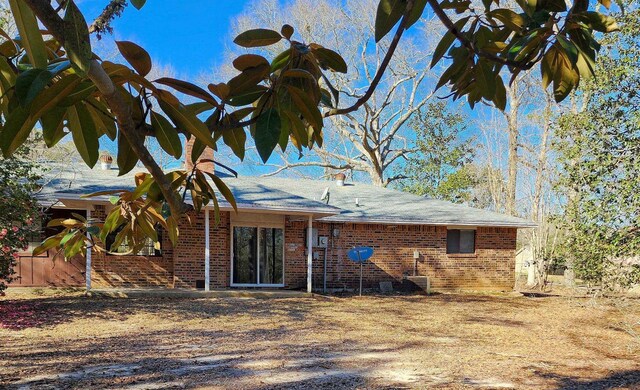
[230,222,285,287]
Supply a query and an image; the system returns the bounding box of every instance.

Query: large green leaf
[204,171,238,212]
[431,17,469,68]
[227,64,270,97]
[232,54,270,71]
[28,70,74,110]
[278,111,290,151]
[187,101,216,115]
[40,107,67,147]
[131,174,155,199]
[493,75,507,111]
[154,77,217,105]
[0,56,16,87]
[270,49,291,72]
[158,99,217,150]
[556,35,579,65]
[190,138,206,165]
[2,75,81,155]
[227,85,269,106]
[67,104,99,167]
[312,47,347,73]
[406,0,427,27]
[222,127,246,161]
[475,59,496,100]
[489,9,525,33]
[136,212,158,243]
[116,41,152,76]
[130,0,146,9]
[0,106,35,157]
[147,171,187,202]
[539,0,567,12]
[15,68,53,106]
[375,0,405,42]
[254,108,281,163]
[286,85,323,130]
[8,0,47,68]
[544,43,579,102]
[151,111,182,159]
[233,29,282,47]
[282,110,308,149]
[63,0,92,77]
[166,216,179,246]
[84,98,117,140]
[101,206,124,242]
[33,234,64,257]
[573,11,619,33]
[117,131,139,175]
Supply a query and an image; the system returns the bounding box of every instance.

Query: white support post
[307,214,313,293]
[204,208,210,291]
[85,208,92,292]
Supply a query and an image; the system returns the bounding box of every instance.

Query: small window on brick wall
[446,229,475,254]
[105,226,162,257]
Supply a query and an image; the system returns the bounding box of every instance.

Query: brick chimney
[184,137,215,173]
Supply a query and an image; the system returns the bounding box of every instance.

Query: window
[447,229,475,254]
[105,226,162,256]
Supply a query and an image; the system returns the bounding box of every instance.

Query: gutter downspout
[307,215,313,293]
[323,245,328,294]
[205,208,210,291]
[85,208,92,292]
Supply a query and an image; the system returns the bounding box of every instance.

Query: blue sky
[79,1,250,77]
[79,0,506,181]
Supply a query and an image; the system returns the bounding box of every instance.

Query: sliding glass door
[232,226,284,286]
[232,227,258,284]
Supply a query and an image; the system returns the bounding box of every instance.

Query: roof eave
[52,194,340,218]
[317,215,537,228]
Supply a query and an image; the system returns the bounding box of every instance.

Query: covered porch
[63,195,340,293]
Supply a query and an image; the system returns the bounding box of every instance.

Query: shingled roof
[38,164,535,228]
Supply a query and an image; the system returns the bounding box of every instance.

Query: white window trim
[230,221,286,288]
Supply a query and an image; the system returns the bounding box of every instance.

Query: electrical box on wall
[306,229,329,248]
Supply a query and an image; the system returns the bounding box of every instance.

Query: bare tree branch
[325,0,415,117]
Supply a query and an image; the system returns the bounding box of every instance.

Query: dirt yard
[1,290,639,389]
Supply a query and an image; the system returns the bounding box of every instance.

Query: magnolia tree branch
[425,0,537,70]
[88,0,126,38]
[23,0,191,217]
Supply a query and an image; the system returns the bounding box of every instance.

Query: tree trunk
[532,95,551,221]
[528,93,553,289]
[370,166,385,187]
[505,82,520,216]
[527,260,536,286]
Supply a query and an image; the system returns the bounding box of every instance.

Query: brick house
[13,148,534,292]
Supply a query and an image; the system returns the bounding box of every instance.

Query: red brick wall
[91,205,174,288]
[284,220,517,291]
[173,210,230,288]
[90,207,516,291]
[91,207,230,289]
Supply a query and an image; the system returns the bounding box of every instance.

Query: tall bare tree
[219,0,440,186]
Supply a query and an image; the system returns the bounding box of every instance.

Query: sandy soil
[0,290,639,389]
